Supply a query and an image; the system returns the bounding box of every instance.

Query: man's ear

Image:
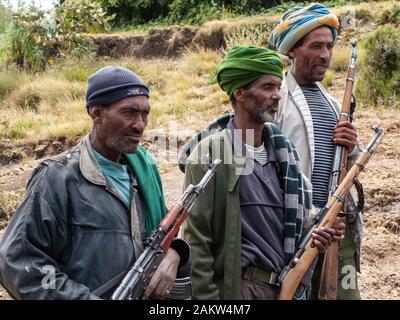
[88,106,103,124]
[287,49,295,60]
[233,88,248,103]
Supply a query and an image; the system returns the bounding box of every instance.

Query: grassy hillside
[0,0,398,149]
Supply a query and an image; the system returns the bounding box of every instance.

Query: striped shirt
[301,84,337,208]
[245,143,268,166]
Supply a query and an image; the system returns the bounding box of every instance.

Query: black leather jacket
[0,135,189,299]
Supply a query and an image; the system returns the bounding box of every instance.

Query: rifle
[111,159,221,300]
[318,40,358,300]
[277,126,384,300]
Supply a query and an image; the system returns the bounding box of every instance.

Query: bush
[378,4,400,25]
[0,7,52,72]
[98,0,173,26]
[101,0,284,26]
[0,0,113,72]
[355,8,373,23]
[356,26,400,108]
[0,2,12,34]
[167,0,224,25]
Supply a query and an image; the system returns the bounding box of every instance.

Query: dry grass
[0,190,24,229]
[330,46,351,72]
[0,0,398,146]
[0,50,229,144]
[322,70,334,88]
[6,77,85,110]
[0,69,30,99]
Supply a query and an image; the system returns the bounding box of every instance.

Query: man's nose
[272,89,281,101]
[320,46,331,61]
[131,116,146,132]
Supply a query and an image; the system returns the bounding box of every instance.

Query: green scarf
[125,145,168,236]
[209,45,284,96]
[264,123,312,264]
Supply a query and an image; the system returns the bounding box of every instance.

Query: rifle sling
[92,269,129,298]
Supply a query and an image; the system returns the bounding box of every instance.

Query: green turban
[209,45,284,96]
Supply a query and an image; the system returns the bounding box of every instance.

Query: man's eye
[125,110,137,115]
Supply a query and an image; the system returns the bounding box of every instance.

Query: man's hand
[142,248,180,299]
[311,217,346,252]
[333,121,357,153]
[331,216,346,242]
[311,226,336,252]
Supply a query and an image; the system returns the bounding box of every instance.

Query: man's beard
[103,134,139,155]
[249,96,278,124]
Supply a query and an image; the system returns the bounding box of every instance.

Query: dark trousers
[240,266,280,300]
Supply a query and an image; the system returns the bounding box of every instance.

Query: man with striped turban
[180,45,343,300]
[269,3,362,300]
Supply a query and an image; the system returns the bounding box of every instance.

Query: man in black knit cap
[0,66,190,300]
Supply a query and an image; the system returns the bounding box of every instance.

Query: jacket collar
[285,71,316,168]
[79,134,108,186]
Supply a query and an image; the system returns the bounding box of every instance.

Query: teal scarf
[265,123,312,263]
[125,145,168,236]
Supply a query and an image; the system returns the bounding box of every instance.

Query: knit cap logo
[127,88,143,96]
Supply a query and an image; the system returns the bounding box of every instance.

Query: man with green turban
[180,45,343,300]
[211,45,284,96]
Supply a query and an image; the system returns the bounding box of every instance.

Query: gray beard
[252,110,275,124]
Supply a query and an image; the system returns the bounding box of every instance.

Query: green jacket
[182,128,248,300]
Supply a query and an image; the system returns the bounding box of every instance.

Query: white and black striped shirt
[245,143,268,166]
[301,84,337,208]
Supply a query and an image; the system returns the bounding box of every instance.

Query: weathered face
[92,96,150,158]
[242,74,282,124]
[288,26,334,84]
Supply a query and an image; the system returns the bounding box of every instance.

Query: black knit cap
[85,66,149,109]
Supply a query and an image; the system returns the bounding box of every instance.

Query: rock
[34,144,48,158]
[52,141,63,151]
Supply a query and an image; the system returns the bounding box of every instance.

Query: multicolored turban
[267,3,339,55]
[209,45,284,97]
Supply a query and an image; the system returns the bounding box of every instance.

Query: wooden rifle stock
[318,41,357,300]
[278,127,383,300]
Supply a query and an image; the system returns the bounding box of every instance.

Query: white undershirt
[245,142,268,166]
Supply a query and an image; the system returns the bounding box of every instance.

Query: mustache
[269,101,279,109]
[254,102,279,111]
[123,129,143,136]
[313,60,329,67]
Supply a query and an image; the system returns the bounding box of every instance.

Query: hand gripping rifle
[318,40,358,300]
[111,159,221,300]
[277,126,384,300]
